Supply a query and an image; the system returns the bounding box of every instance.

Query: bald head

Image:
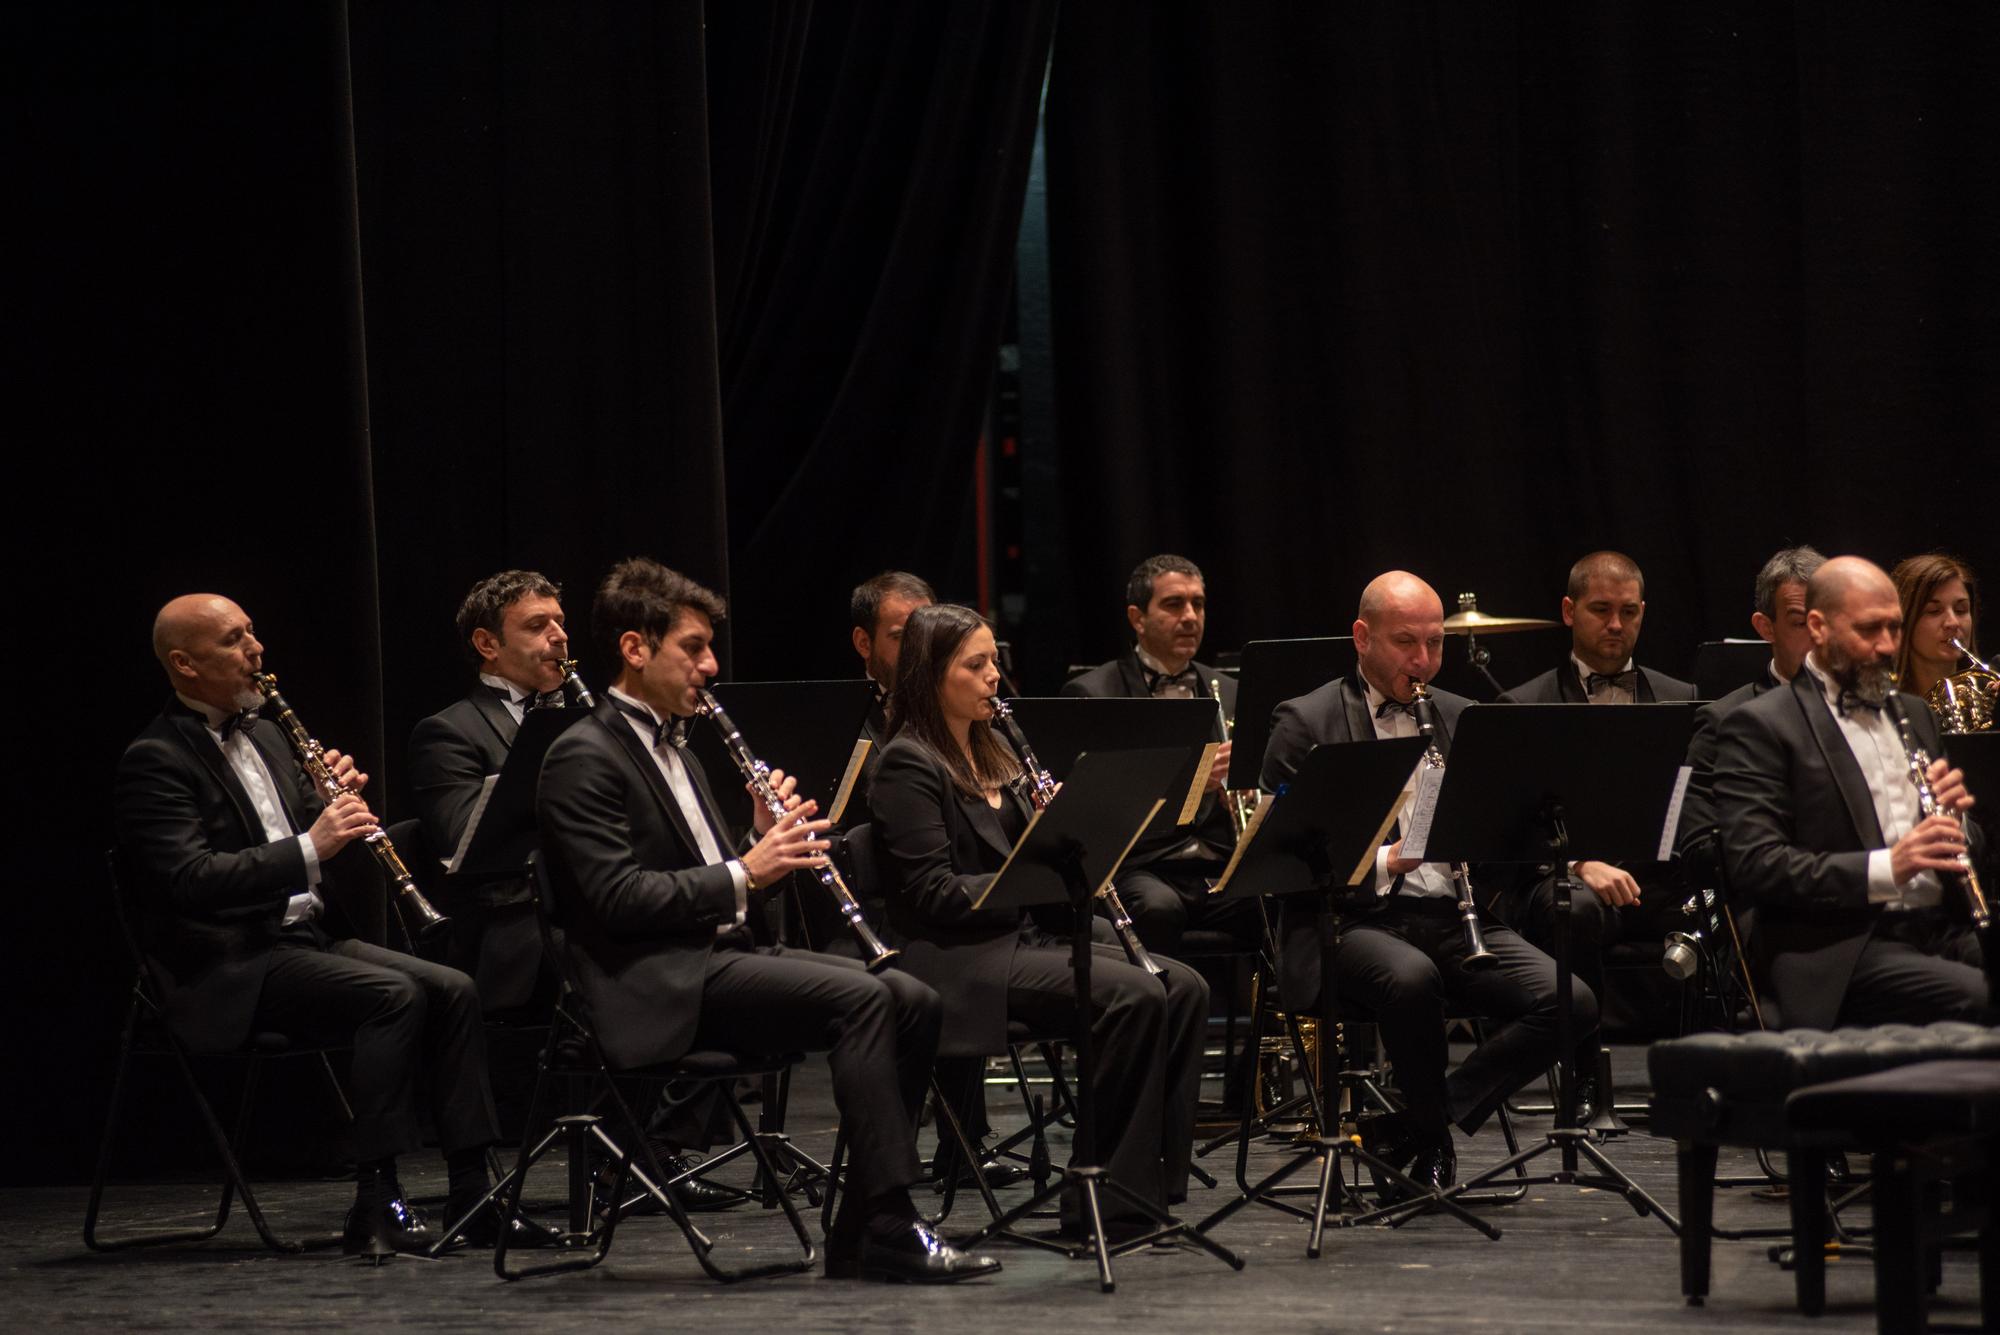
[1358,570,1443,627]
[1354,571,1445,703]
[1806,555,1895,616]
[152,594,266,711]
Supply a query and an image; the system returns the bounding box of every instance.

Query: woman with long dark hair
[1891,553,1981,701]
[867,603,1210,1232]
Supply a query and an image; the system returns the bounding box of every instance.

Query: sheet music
[1352,791,1412,886]
[1208,792,1276,895]
[1656,765,1693,861]
[1176,743,1220,825]
[444,772,501,875]
[1397,766,1445,861]
[828,739,872,825]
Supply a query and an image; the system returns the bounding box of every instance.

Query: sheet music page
[1656,765,1693,861]
[1176,743,1221,824]
[1209,792,1276,895]
[1397,765,1445,861]
[444,772,501,875]
[828,739,872,825]
[1351,791,1412,886]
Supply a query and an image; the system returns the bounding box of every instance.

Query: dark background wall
[12,1,1998,1182]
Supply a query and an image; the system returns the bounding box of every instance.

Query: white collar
[479,671,532,705]
[1571,651,1635,684]
[1801,652,1843,710]
[176,692,235,732]
[606,684,666,727]
[1133,644,1194,678]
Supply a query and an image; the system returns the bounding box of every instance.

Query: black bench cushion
[1650,1023,2000,1105]
[1787,1059,2000,1139]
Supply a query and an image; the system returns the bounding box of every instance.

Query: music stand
[1226,638,1354,791]
[1694,640,1773,701]
[956,748,1246,1292]
[997,696,1223,852]
[1418,703,1694,1234]
[1192,737,1503,1251]
[682,679,878,832]
[449,708,593,880]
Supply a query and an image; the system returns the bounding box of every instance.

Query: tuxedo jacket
[113,698,365,1051]
[1061,652,1238,864]
[868,732,1061,1057]
[1258,673,1473,1012]
[535,700,752,1069]
[1715,672,1983,1029]
[407,686,519,882]
[1498,659,1696,704]
[1676,667,1781,858]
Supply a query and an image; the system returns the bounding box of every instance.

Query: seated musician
[1262,572,1583,1194]
[1715,556,1988,1028]
[868,603,1210,1235]
[1496,551,1692,1111]
[1061,554,1254,954]
[849,569,936,807]
[407,570,736,1210]
[1891,552,1996,725]
[114,594,529,1256]
[534,559,996,1282]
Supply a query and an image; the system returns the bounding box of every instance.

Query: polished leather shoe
[824,1219,1002,1283]
[1360,1112,1455,1203]
[343,1196,435,1259]
[1570,1071,1601,1127]
[933,1159,1029,1193]
[444,1192,565,1250]
[601,1147,745,1216]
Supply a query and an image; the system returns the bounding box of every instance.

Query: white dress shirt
[179,693,322,925]
[479,671,531,725]
[606,687,748,931]
[1134,644,1199,699]
[1799,655,1941,908]
[1572,652,1637,705]
[1362,678,1454,901]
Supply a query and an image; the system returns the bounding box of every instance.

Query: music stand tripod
[1409,703,1691,1234]
[954,748,1245,1293]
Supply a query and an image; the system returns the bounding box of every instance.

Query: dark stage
[7,1046,1980,1333]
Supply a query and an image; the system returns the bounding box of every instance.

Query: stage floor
[4,1045,1978,1333]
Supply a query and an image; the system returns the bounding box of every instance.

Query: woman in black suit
[868,603,1209,1227]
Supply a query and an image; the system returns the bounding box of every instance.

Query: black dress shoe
[601,1147,746,1216]
[444,1192,565,1250]
[933,1159,1029,1193]
[343,1196,435,1260]
[824,1219,1002,1283]
[1401,1138,1457,1196]
[1361,1113,1454,1203]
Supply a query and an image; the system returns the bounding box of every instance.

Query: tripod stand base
[1421,1126,1682,1235]
[959,1164,1244,1292]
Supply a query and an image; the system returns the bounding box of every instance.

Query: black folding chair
[86,849,353,1254]
[460,853,817,1281]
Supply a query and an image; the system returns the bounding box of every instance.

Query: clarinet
[986,697,1165,977]
[1882,690,1991,931]
[556,658,597,709]
[251,672,450,943]
[693,689,899,972]
[1409,682,1498,969]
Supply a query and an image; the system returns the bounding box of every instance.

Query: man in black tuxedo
[114,594,516,1257]
[535,558,997,1283]
[407,570,574,1012]
[1261,571,1582,1193]
[849,570,935,787]
[1496,551,1694,1087]
[1060,554,1250,954]
[1716,555,1988,1029]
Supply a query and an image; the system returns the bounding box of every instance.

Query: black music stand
[1694,640,1774,702]
[955,748,1246,1292]
[1226,638,1354,792]
[998,696,1223,852]
[449,708,593,881]
[1419,703,1693,1234]
[1192,737,1503,1251]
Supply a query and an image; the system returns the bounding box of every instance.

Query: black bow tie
[1141,662,1202,696]
[612,697,688,749]
[1835,689,1882,718]
[1584,669,1637,696]
[217,709,259,740]
[1375,697,1416,720]
[523,689,566,714]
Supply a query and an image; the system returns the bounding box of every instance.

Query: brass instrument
[1925,637,1997,734]
[1209,679,1257,835]
[693,689,898,972]
[251,671,449,943]
[987,697,1165,977]
[557,658,597,710]
[1408,681,1498,969]
[1882,688,1991,932]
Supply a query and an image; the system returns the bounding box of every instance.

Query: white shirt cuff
[297,833,321,887]
[1373,845,1392,897]
[727,859,750,926]
[1865,848,1899,903]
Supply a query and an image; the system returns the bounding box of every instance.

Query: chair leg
[494,1115,619,1280]
[1869,1148,1926,1335]
[1676,1142,1719,1304]
[926,1078,1005,1229]
[318,1052,354,1125]
[1788,1149,1829,1317]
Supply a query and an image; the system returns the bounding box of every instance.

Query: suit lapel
[1116,652,1148,698]
[469,687,520,750]
[1338,675,1374,744]
[961,784,1022,862]
[1635,668,1659,704]
[166,705,264,842]
[1558,660,1587,703]
[1789,674,1885,846]
[597,709,708,862]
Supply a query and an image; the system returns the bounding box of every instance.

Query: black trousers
[255,929,500,1163]
[1330,900,1593,1137]
[1505,867,1684,1059]
[1835,916,1987,1026]
[1001,940,1209,1213]
[443,898,546,1014]
[689,945,941,1205]
[1115,862,1262,956]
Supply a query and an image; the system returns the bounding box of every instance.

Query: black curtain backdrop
[1045,2,2000,691]
[15,1,1046,1183]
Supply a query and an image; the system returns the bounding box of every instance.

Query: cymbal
[1441,609,1561,635]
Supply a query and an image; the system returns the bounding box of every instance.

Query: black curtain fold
[1046,1,2000,689]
